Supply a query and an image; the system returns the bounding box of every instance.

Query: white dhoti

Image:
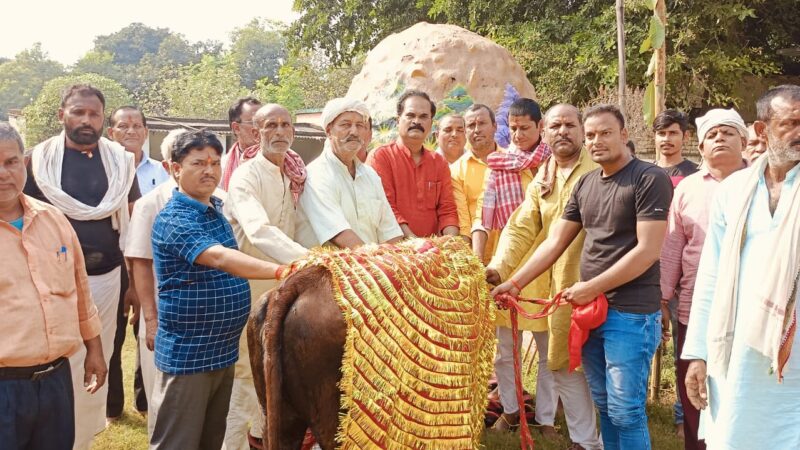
[138,314,157,437]
[496,328,603,450]
[222,376,263,450]
[71,266,121,450]
[223,279,272,449]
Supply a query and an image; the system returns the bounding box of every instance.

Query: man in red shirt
[368,90,459,238]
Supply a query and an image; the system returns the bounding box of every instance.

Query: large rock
[346,22,535,129]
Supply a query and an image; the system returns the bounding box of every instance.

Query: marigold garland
[286,237,496,449]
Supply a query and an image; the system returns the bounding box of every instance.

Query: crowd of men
[0,80,798,450]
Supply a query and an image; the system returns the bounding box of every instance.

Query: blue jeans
[668,297,684,425]
[582,308,661,450]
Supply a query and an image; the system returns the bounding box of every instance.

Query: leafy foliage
[22,73,133,146]
[253,51,363,113]
[0,43,64,120]
[289,0,434,65]
[159,55,248,119]
[93,23,173,66]
[229,19,288,88]
[291,0,798,111]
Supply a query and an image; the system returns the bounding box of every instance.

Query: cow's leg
[276,403,308,450]
[282,278,346,450]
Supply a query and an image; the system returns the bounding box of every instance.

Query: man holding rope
[492,104,672,450]
[485,104,602,449]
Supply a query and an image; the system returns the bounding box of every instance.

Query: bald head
[545,104,582,124]
[253,104,292,128]
[254,104,295,156]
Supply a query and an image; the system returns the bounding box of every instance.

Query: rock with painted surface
[346,22,536,131]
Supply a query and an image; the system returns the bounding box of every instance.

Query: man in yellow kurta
[222,104,309,450]
[485,105,602,449]
[450,104,501,263]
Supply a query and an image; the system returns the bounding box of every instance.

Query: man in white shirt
[107,105,170,418]
[222,104,310,450]
[108,106,169,196]
[296,98,403,249]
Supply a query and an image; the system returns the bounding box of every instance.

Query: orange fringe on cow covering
[284,237,496,449]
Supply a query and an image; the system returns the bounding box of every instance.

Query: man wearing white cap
[683,84,800,449]
[222,103,310,449]
[296,98,403,249]
[658,107,748,450]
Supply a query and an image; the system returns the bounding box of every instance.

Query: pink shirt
[660,165,737,324]
[1,195,101,367]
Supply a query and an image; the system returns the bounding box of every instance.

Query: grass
[93,335,684,449]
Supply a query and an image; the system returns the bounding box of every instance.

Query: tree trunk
[615,0,626,116]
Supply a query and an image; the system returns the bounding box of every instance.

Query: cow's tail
[262,272,304,450]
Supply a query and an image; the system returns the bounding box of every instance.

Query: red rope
[494,292,567,450]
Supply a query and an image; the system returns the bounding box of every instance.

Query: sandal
[489,412,520,432]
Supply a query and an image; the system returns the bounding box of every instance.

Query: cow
[247,265,344,450]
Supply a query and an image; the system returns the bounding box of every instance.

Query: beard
[66,124,101,146]
[766,129,800,165]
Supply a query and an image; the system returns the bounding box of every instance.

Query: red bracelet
[510,278,523,292]
[275,265,287,279]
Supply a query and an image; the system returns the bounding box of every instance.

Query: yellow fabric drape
[287,237,495,449]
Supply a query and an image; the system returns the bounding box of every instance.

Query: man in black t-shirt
[653,109,699,187]
[492,104,672,450]
[24,84,140,449]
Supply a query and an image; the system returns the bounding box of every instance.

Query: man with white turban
[658,108,748,450]
[222,103,310,449]
[683,85,800,449]
[296,98,403,249]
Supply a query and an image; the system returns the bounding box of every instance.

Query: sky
[2,0,299,65]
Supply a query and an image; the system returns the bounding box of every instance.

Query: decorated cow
[247,237,496,449]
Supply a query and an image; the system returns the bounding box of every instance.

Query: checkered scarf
[221,142,260,191]
[282,149,307,206]
[481,141,551,230]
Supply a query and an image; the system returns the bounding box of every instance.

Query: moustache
[409,124,425,132]
[76,126,98,135]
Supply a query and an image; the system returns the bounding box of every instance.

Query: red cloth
[220,142,259,191]
[281,149,307,206]
[567,294,609,372]
[368,141,459,237]
[481,141,551,229]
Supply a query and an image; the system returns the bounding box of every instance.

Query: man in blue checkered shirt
[149,130,283,450]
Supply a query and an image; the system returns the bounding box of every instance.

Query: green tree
[72,50,125,82]
[22,73,133,146]
[229,19,288,88]
[160,55,248,119]
[0,43,64,120]
[291,0,799,110]
[289,0,432,65]
[94,23,172,66]
[253,51,363,112]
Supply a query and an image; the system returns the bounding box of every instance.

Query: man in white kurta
[683,84,800,450]
[296,98,402,249]
[222,104,309,450]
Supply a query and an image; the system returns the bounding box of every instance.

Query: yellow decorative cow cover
[287,237,496,449]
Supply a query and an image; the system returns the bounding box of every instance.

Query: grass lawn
[93,334,684,449]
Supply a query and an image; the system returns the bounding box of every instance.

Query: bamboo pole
[648,0,668,402]
[653,0,667,160]
[615,0,627,116]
